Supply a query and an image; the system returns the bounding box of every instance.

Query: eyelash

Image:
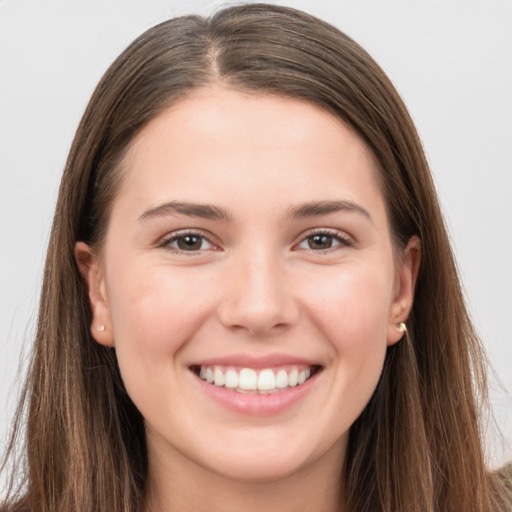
[295,228,354,253]
[159,230,218,254]
[159,228,354,255]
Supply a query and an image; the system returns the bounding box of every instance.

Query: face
[77,87,418,486]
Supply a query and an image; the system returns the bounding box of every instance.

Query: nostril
[216,261,300,335]
[218,301,300,337]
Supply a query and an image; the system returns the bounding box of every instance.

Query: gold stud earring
[96,324,106,332]
[396,322,407,333]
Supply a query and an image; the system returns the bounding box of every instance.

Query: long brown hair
[2,4,510,511]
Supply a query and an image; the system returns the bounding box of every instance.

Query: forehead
[115,86,386,222]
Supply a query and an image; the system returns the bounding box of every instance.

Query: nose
[217,249,300,337]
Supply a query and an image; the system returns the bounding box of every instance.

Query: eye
[161,231,217,253]
[296,229,353,251]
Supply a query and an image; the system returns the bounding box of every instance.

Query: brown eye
[307,234,334,250]
[296,230,352,252]
[177,235,203,251]
[163,232,215,252]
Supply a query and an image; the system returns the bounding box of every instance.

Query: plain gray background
[1,0,511,468]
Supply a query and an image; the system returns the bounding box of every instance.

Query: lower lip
[191,371,319,416]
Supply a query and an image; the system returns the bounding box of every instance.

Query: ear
[75,241,115,347]
[387,236,421,346]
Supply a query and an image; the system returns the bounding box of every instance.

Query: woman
[1,3,510,511]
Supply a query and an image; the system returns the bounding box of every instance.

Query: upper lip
[190,353,322,369]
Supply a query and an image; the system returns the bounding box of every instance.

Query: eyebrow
[287,200,372,222]
[139,201,232,222]
[138,199,371,224]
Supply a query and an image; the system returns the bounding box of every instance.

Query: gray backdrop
[1,0,511,467]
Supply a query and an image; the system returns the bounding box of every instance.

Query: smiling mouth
[190,364,322,395]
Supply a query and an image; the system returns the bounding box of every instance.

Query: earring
[396,322,407,333]
[96,324,106,332]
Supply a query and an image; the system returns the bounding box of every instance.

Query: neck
[144,440,346,512]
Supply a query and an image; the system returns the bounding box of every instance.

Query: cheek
[303,264,391,410]
[304,264,393,351]
[293,265,393,443]
[104,261,215,383]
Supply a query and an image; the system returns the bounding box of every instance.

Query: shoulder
[494,463,512,509]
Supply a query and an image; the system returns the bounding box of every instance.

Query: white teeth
[257,369,276,391]
[197,365,315,393]
[213,366,225,387]
[276,369,288,388]
[224,369,239,388]
[298,369,310,385]
[239,368,258,390]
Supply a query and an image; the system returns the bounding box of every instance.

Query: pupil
[309,234,332,250]
[178,235,201,251]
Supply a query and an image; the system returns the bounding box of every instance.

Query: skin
[76,86,420,512]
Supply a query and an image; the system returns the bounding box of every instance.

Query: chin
[207,451,314,484]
